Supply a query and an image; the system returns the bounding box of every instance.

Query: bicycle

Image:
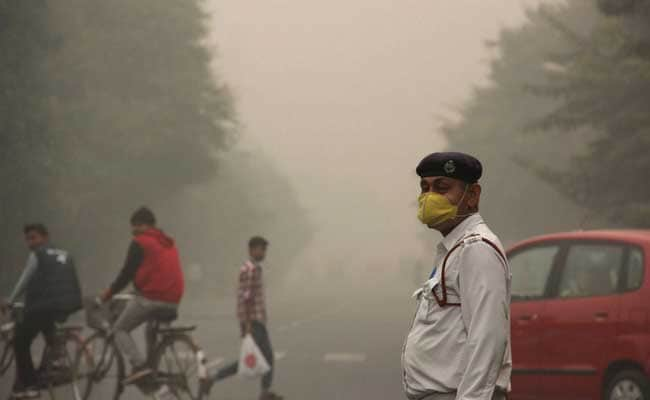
[74,294,206,400]
[0,303,91,400]
[0,308,15,377]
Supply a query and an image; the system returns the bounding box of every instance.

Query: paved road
[0,283,415,400]
[197,287,411,400]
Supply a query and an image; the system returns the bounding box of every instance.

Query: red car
[508,230,650,400]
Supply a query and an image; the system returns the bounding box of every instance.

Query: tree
[442,2,602,241]
[528,1,650,226]
[444,0,650,232]
[598,0,649,16]
[0,0,54,285]
[0,1,311,296]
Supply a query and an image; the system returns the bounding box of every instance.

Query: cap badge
[443,160,456,175]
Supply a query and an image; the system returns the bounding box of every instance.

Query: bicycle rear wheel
[153,335,202,400]
[73,332,124,400]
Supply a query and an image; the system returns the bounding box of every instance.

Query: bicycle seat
[151,308,178,323]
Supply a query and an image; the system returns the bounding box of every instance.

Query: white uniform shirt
[402,214,512,400]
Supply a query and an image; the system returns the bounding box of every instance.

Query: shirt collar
[439,213,484,251]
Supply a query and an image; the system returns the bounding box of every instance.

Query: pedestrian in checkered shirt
[202,236,282,400]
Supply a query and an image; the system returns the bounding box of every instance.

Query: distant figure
[100,207,185,385]
[203,236,282,400]
[402,152,512,400]
[2,224,82,399]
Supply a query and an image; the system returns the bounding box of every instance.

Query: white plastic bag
[238,334,270,379]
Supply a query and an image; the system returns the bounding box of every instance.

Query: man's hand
[240,321,251,338]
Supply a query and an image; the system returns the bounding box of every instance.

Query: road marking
[323,353,367,363]
[274,304,346,333]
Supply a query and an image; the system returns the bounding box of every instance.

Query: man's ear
[467,183,481,209]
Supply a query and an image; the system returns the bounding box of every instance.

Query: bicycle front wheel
[0,339,13,376]
[73,332,124,400]
[153,335,202,400]
[45,330,92,400]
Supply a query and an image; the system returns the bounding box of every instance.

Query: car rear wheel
[605,370,650,400]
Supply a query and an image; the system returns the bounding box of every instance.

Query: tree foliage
[528,0,650,226]
[0,1,311,294]
[442,2,600,241]
[443,0,650,236]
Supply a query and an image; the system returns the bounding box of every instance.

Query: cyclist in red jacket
[100,207,184,384]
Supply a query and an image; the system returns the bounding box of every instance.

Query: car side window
[509,245,560,301]
[625,247,644,291]
[558,244,624,299]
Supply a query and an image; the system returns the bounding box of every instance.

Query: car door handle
[594,312,609,321]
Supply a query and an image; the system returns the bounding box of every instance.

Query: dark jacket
[25,245,83,315]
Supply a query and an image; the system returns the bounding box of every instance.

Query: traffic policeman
[402,152,512,400]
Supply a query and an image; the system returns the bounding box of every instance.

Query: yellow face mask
[417,186,470,227]
[417,192,458,226]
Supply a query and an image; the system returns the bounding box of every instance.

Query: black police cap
[416,152,483,183]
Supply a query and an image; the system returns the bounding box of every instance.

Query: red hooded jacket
[134,229,184,304]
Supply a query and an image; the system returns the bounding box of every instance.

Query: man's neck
[30,243,47,252]
[439,215,469,237]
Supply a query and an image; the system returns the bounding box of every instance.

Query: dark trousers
[13,311,62,388]
[216,321,274,391]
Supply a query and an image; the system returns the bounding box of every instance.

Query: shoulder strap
[480,237,507,265]
[433,235,507,307]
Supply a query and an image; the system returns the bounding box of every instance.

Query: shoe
[122,366,153,385]
[10,388,40,399]
[259,391,284,400]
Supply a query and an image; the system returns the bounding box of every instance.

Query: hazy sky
[204,0,556,278]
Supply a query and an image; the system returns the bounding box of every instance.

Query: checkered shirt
[237,260,267,324]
